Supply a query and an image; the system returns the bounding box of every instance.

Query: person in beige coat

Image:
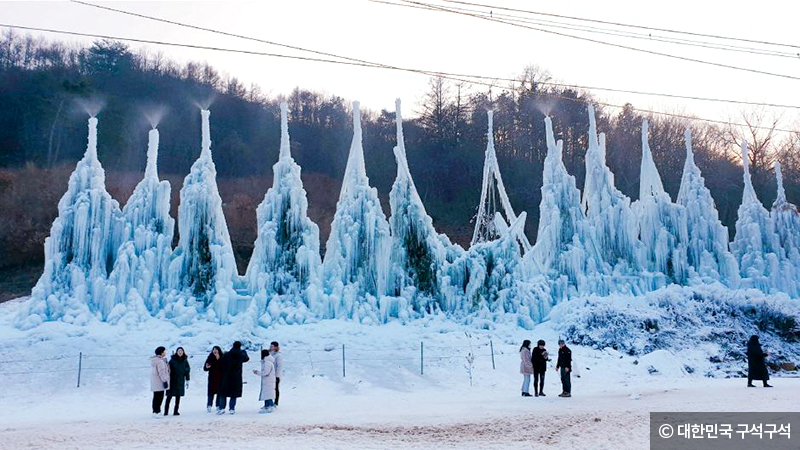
[519,340,533,397]
[253,349,276,414]
[150,346,170,416]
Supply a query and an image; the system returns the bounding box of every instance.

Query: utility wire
[395,0,800,81]
[68,0,800,110]
[0,23,796,133]
[438,0,800,50]
[373,0,800,59]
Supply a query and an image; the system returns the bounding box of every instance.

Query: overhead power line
[393,0,800,81]
[0,23,796,133]
[438,0,800,50]
[372,0,800,59]
[67,0,800,109]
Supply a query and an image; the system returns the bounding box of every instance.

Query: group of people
[517,335,774,397]
[519,339,572,398]
[150,340,284,417]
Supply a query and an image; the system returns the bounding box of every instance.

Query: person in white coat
[253,348,276,414]
[519,340,533,397]
[270,341,283,406]
[150,346,170,417]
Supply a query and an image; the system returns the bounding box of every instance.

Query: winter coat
[532,347,548,372]
[519,347,533,374]
[219,347,250,398]
[150,356,170,392]
[272,350,284,379]
[258,355,277,402]
[204,353,223,395]
[556,346,572,370]
[167,354,190,397]
[747,340,769,381]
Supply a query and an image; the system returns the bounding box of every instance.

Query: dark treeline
[1,31,799,298]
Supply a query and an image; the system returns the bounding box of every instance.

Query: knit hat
[155,346,166,356]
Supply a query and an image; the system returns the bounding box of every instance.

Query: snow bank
[550,284,800,377]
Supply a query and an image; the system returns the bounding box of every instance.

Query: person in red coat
[204,346,223,412]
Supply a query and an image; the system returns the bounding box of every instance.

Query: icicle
[200,109,212,160]
[279,102,291,161]
[339,102,367,200]
[144,128,159,180]
[639,121,665,198]
[86,117,99,163]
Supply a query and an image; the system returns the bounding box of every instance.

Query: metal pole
[342,344,346,378]
[77,352,82,388]
[490,340,496,370]
[420,342,424,375]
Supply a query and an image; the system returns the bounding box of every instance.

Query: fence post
[77,352,82,388]
[342,344,346,378]
[420,341,424,375]
[490,340,496,370]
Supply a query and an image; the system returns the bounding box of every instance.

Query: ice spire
[322,100,391,313]
[279,102,291,161]
[639,121,665,198]
[244,101,322,323]
[200,109,212,160]
[471,110,531,252]
[86,117,99,163]
[339,102,368,200]
[775,162,786,205]
[741,141,758,205]
[144,128,159,180]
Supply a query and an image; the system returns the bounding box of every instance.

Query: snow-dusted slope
[244,102,322,325]
[18,117,123,328]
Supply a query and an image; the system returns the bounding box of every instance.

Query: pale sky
[3,0,799,129]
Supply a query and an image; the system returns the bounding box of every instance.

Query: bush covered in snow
[551,285,800,376]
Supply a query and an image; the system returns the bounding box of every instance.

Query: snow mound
[550,284,800,377]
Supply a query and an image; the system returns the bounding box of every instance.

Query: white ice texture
[244,102,322,326]
[18,118,124,328]
[731,143,798,296]
[321,102,393,322]
[16,102,800,331]
[676,129,739,284]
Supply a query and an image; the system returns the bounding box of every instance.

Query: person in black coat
[217,341,250,414]
[531,339,549,397]
[555,339,572,398]
[204,346,223,412]
[747,335,772,388]
[165,347,190,416]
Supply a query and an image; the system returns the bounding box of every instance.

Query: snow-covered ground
[1,296,796,450]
